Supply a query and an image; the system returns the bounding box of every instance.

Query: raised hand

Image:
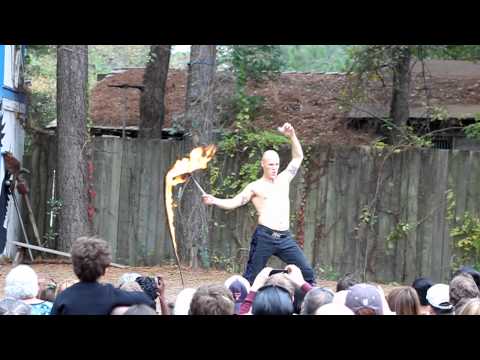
[156,275,166,297]
[278,122,295,138]
[285,264,306,288]
[251,267,273,292]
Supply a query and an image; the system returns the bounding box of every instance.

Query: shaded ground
[0,261,398,305]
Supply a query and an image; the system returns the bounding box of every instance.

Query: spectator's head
[0,298,32,315]
[264,273,295,297]
[426,284,454,315]
[124,304,157,315]
[71,236,111,282]
[453,266,480,290]
[456,297,480,315]
[345,283,383,315]
[315,303,354,315]
[189,284,235,315]
[119,281,143,292]
[135,276,159,301]
[174,288,196,315]
[386,286,421,315]
[37,277,57,302]
[224,275,250,314]
[110,280,148,315]
[412,277,434,306]
[263,272,298,312]
[333,290,349,305]
[252,284,294,315]
[117,273,141,287]
[336,273,359,292]
[5,265,39,300]
[449,273,480,308]
[300,287,335,315]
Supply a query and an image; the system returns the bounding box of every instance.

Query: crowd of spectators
[2,236,480,316]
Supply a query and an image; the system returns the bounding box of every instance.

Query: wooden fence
[24,134,480,283]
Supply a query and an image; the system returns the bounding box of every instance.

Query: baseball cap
[173,288,196,315]
[426,283,453,310]
[345,283,384,315]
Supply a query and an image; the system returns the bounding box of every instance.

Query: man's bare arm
[279,123,303,180]
[202,184,254,210]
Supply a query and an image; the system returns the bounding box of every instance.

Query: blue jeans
[243,224,316,285]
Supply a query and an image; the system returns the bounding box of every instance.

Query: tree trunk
[389,47,412,144]
[56,45,92,251]
[180,45,216,269]
[139,45,171,139]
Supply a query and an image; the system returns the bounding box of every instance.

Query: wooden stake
[7,240,127,268]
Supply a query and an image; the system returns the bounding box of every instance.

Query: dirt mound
[90,69,188,129]
[89,60,480,146]
[89,69,374,145]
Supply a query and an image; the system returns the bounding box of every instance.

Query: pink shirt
[239,282,313,315]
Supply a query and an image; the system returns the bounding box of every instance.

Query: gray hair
[0,297,32,315]
[117,273,141,287]
[300,287,335,315]
[4,265,39,300]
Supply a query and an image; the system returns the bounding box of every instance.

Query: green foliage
[446,189,456,222]
[209,251,236,273]
[346,45,452,75]
[427,45,480,61]
[464,113,480,139]
[25,46,57,129]
[43,197,62,246]
[370,124,433,150]
[43,229,58,245]
[280,45,351,72]
[360,206,377,226]
[385,222,412,255]
[218,45,284,85]
[25,45,151,123]
[88,45,150,76]
[170,51,189,69]
[451,212,480,267]
[447,189,480,269]
[315,264,341,281]
[209,45,288,197]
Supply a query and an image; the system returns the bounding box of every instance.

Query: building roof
[349,60,480,119]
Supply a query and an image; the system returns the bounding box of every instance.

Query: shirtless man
[202,123,315,285]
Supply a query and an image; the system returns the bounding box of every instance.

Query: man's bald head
[262,150,280,162]
[261,150,280,180]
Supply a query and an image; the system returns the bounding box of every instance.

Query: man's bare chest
[252,181,289,201]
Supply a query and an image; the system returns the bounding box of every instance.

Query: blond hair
[457,297,480,315]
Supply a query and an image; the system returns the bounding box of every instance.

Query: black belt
[258,225,290,238]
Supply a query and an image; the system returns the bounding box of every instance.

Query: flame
[165,144,217,277]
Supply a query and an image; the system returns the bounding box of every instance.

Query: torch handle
[191,176,206,196]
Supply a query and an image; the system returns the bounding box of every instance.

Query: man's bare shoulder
[248,179,262,192]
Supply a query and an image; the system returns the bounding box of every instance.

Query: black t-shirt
[50,281,156,315]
